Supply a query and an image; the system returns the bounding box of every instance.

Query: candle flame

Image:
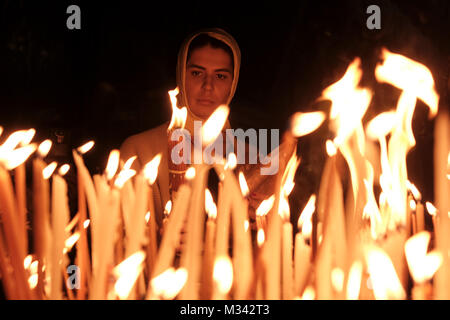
[77,141,95,154]
[167,87,188,131]
[256,195,275,217]
[38,139,52,158]
[114,169,136,188]
[0,130,32,153]
[406,181,422,201]
[257,228,265,247]
[375,48,439,118]
[143,154,162,185]
[22,129,36,146]
[213,255,233,295]
[366,111,397,140]
[30,260,38,274]
[145,211,151,223]
[83,219,90,229]
[201,105,230,146]
[425,202,437,216]
[164,201,172,217]
[238,172,249,197]
[290,111,326,137]
[346,261,362,300]
[185,167,196,180]
[297,194,316,230]
[64,232,80,254]
[364,245,406,299]
[24,255,33,269]
[331,268,345,293]
[325,140,337,157]
[28,274,38,290]
[2,144,37,170]
[205,189,217,219]
[113,251,146,300]
[59,164,70,176]
[105,149,120,181]
[225,152,237,170]
[151,267,188,300]
[65,214,79,233]
[409,199,417,211]
[405,231,443,284]
[42,161,57,179]
[300,286,315,300]
[123,156,137,170]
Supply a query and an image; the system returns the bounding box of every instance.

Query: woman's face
[185,45,233,119]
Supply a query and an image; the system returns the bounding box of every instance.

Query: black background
[0,0,449,217]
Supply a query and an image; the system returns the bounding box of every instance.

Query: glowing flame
[145,211,151,223]
[167,87,188,131]
[143,154,161,185]
[42,162,57,179]
[113,251,146,300]
[22,129,36,145]
[409,199,417,211]
[405,231,443,284]
[375,48,439,118]
[114,169,137,188]
[2,144,37,170]
[225,152,237,170]
[0,130,32,153]
[63,232,80,254]
[28,274,38,290]
[185,167,196,180]
[326,140,337,157]
[201,105,230,146]
[406,181,422,201]
[205,189,217,219]
[59,164,70,176]
[257,228,265,247]
[425,202,437,216]
[105,150,120,181]
[364,245,406,300]
[83,219,90,229]
[322,58,372,147]
[77,141,94,154]
[366,111,397,140]
[123,156,137,170]
[281,153,300,197]
[213,255,233,295]
[290,111,326,137]
[238,172,249,197]
[164,201,172,217]
[297,195,316,240]
[331,268,345,293]
[256,195,275,217]
[151,267,188,300]
[301,286,315,300]
[30,260,38,274]
[24,255,33,269]
[38,139,52,158]
[346,261,362,300]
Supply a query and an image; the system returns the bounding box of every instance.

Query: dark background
[0,0,449,213]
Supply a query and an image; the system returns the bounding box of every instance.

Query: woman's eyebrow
[187,63,231,74]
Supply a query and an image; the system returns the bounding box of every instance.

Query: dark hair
[187,34,234,71]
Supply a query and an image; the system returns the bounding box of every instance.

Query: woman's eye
[216,74,227,80]
[191,70,202,77]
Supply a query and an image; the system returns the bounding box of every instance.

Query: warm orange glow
[151,267,188,300]
[325,140,337,157]
[114,169,136,188]
[28,274,38,290]
[425,202,437,216]
[346,261,362,300]
[38,139,52,158]
[238,172,249,197]
[185,167,196,180]
[205,189,217,219]
[213,255,233,295]
[113,251,146,300]
[24,255,33,269]
[22,129,36,146]
[366,111,396,140]
[297,194,316,230]
[364,245,406,299]
[143,154,162,185]
[145,211,151,223]
[123,156,137,170]
[201,105,230,146]
[405,231,443,284]
[167,87,188,131]
[375,48,439,118]
[331,268,345,293]
[77,141,95,154]
[63,232,80,254]
[256,195,275,217]
[406,181,422,201]
[1,130,30,153]
[105,150,120,181]
[83,219,90,229]
[225,152,237,171]
[3,144,37,170]
[59,164,70,176]
[290,111,326,138]
[301,286,315,300]
[257,228,265,247]
[42,161,57,179]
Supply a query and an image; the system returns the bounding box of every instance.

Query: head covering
[175,28,241,134]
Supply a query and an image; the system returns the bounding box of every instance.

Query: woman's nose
[202,75,213,91]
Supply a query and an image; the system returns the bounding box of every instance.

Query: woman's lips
[197,99,215,105]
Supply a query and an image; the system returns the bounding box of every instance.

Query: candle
[416,202,425,233]
[15,162,28,254]
[294,232,311,297]
[282,221,294,300]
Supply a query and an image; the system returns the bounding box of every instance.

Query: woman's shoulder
[120,122,169,168]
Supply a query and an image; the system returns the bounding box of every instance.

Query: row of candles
[0,47,448,300]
